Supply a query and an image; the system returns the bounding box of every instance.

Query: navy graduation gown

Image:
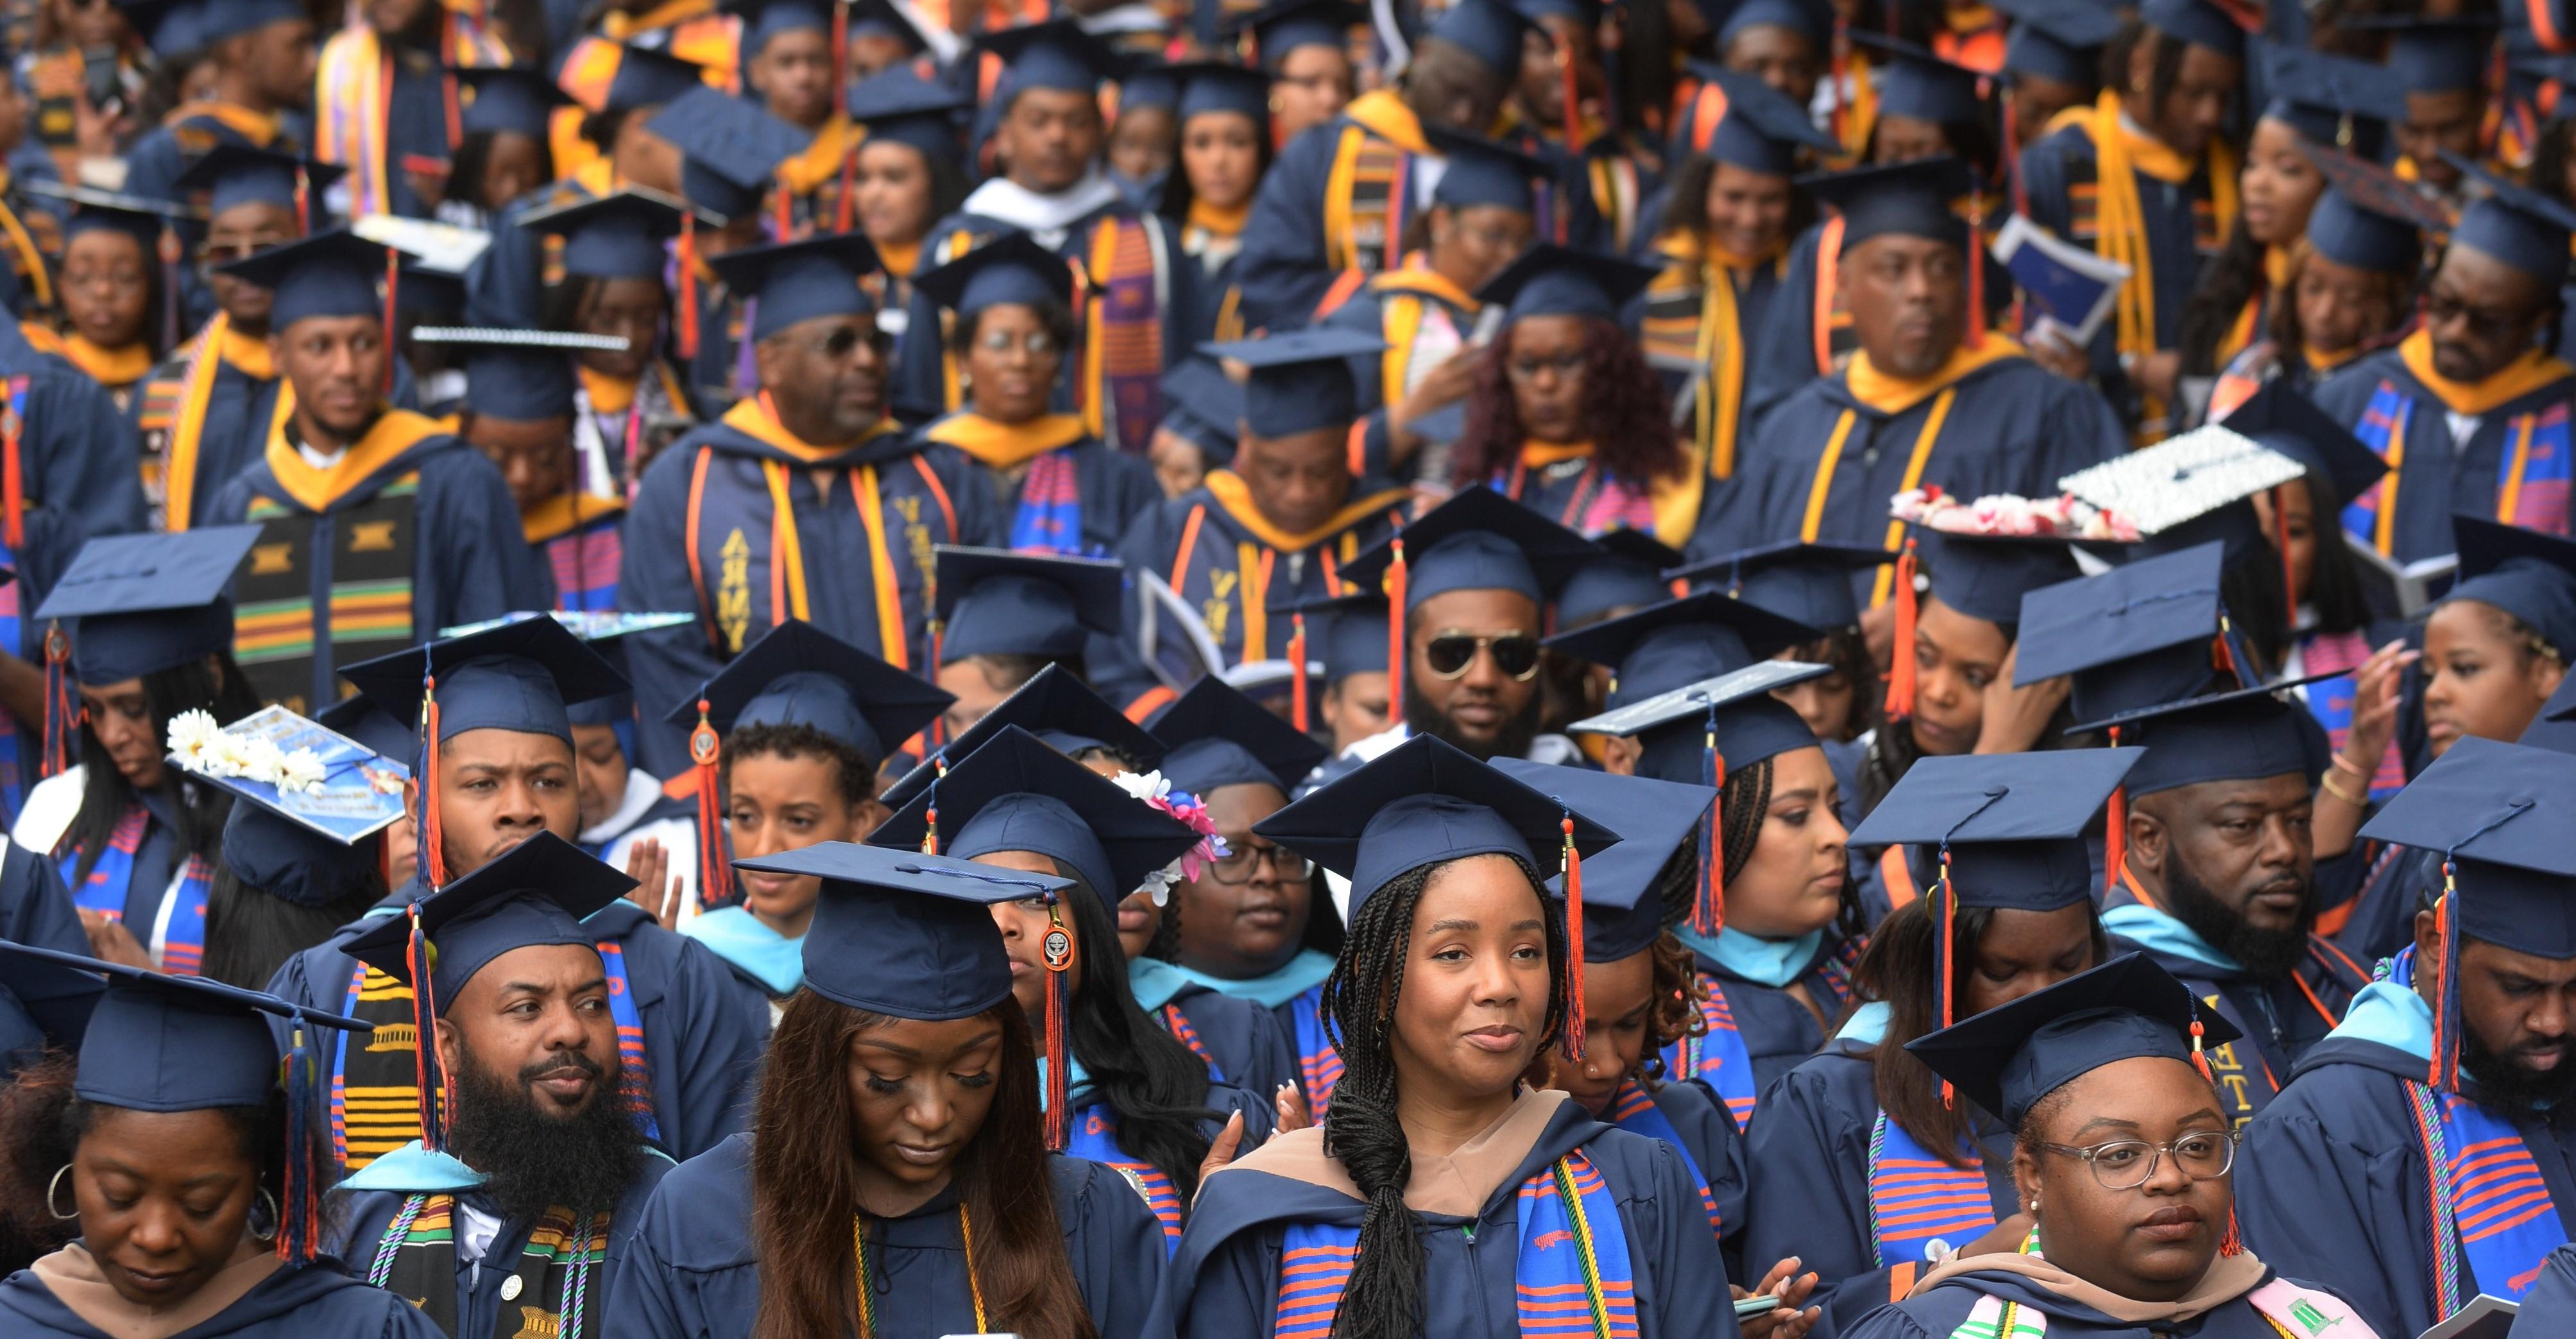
[912,414,1159,558]
[1702,349,2126,567]
[2518,1245,2576,1332]
[1840,1265,2369,1339]
[1236,100,1415,332]
[1678,933,1862,1120]
[1,320,149,548]
[1315,260,1482,482]
[1145,977,1303,1101]
[0,831,80,955]
[266,896,767,1166]
[604,1132,1170,1339]
[1605,1075,1746,1265]
[2103,903,2369,1127]
[1114,473,1407,670]
[617,413,1002,777]
[1165,1095,1739,1339]
[133,336,278,533]
[0,1254,445,1338]
[332,1148,674,1338]
[1746,1041,2018,1336]
[2306,336,2576,563]
[1741,221,1839,433]
[2239,989,2576,1336]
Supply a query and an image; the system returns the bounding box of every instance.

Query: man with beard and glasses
[1301,490,1605,796]
[333,835,672,1339]
[264,620,767,1173]
[2239,737,2576,1338]
[2086,688,2371,1127]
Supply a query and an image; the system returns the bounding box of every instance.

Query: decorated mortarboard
[341,615,628,748]
[2218,378,2389,517]
[847,68,970,159]
[932,545,1126,664]
[2443,153,2576,282]
[2440,516,2576,662]
[1671,540,1894,632]
[413,327,583,420]
[453,65,575,139]
[1496,760,1716,962]
[1846,31,1986,125]
[1176,60,1272,124]
[523,187,692,280]
[980,18,1127,96]
[36,526,259,687]
[2055,420,2308,567]
[2136,0,2247,59]
[2255,41,2406,156]
[1474,243,1660,324]
[913,230,1072,318]
[649,85,809,225]
[1904,951,2241,1126]
[749,840,1070,1021]
[215,228,392,329]
[1148,674,1331,796]
[1988,0,2119,88]
[1202,328,1385,438]
[1426,128,1549,213]
[1718,0,1825,47]
[724,0,827,56]
[2346,15,2496,94]
[1689,64,1839,174]
[873,723,1202,906]
[2014,541,2246,725]
[1557,529,1685,629]
[878,662,1166,812]
[669,618,951,762]
[1423,0,1534,75]
[1158,355,1243,463]
[1549,588,1820,710]
[2358,735,2576,1090]
[1256,733,1619,1050]
[197,709,408,909]
[1800,157,1978,254]
[706,232,882,341]
[171,144,345,224]
[1236,0,1365,59]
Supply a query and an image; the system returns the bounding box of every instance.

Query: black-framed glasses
[2040,1130,2238,1190]
[2421,292,2538,343]
[1205,839,1315,884]
[1424,631,1542,681]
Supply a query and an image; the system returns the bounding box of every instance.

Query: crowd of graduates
[7,0,2576,1336]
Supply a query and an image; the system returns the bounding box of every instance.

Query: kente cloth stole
[1276,1151,1639,1339]
[1064,1102,1185,1250]
[235,478,419,715]
[2349,383,2574,557]
[1660,977,1755,1130]
[1868,1111,1995,1268]
[1081,216,1167,452]
[370,1194,614,1339]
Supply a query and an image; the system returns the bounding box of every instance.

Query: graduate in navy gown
[439,334,627,614]
[200,231,547,715]
[1840,954,2382,1339]
[604,843,1170,1338]
[1136,676,1332,1114]
[2239,737,2576,1338]
[263,619,766,1168]
[660,619,950,981]
[332,837,674,1339]
[616,232,1002,778]
[0,943,439,1338]
[1168,735,1737,1338]
[1117,329,1408,674]
[518,188,704,503]
[1754,749,2135,1335]
[918,545,1154,738]
[871,724,1275,1247]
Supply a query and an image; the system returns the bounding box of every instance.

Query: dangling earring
[247,1189,280,1243]
[46,1166,75,1219]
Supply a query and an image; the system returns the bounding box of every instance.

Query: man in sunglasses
[2310,162,2576,563]
[618,232,1003,778]
[1318,490,1605,783]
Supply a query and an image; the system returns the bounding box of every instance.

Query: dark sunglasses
[1424,631,1542,681]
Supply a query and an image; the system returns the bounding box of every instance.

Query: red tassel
[2212,623,2237,678]
[1385,537,1407,712]
[1288,613,1309,733]
[1937,847,1956,1108]
[4,380,26,552]
[677,212,701,361]
[2103,726,2126,895]
[1560,815,1586,1062]
[380,252,400,397]
[2430,869,2452,1087]
[831,0,849,97]
[39,622,70,779]
[690,699,733,913]
[833,138,858,234]
[1964,189,1985,352]
[921,803,939,855]
[1557,33,1583,153]
[1043,894,1072,1150]
[294,167,311,237]
[2271,484,2297,636]
[421,676,448,889]
[1884,542,1919,720]
[1697,726,1727,935]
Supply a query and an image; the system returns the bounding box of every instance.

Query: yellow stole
[61,336,153,388]
[164,315,276,531]
[1803,339,2027,606]
[2397,329,2576,416]
[579,365,637,414]
[521,491,627,544]
[1186,199,1251,239]
[715,395,912,660]
[2071,90,2239,439]
[164,99,282,146]
[776,113,857,197]
[717,394,900,463]
[1341,89,1432,155]
[1203,469,1407,553]
[1370,255,1479,405]
[924,413,1088,470]
[874,237,921,281]
[2219,244,2291,370]
[1519,441,1594,469]
[261,405,448,513]
[602,0,716,37]
[0,168,47,309]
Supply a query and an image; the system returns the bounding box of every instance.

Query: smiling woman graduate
[1167,734,1738,1339]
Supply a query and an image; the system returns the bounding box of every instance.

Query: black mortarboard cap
[667,618,952,762]
[1904,951,2241,1128]
[1848,747,2142,912]
[750,840,1070,1018]
[1148,675,1331,796]
[37,527,257,686]
[933,545,1126,663]
[878,662,1167,812]
[871,725,1200,901]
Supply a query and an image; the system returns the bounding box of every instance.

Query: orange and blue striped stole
[1066,1102,1185,1249]
[1661,977,1756,1130]
[2409,1080,2568,1314]
[1007,448,1084,556]
[596,941,658,1141]
[1608,1081,1721,1237]
[1286,985,1343,1118]
[1867,1111,1997,1268]
[69,806,210,976]
[1159,1003,1223,1079]
[1277,1152,1640,1339]
[2350,384,2575,552]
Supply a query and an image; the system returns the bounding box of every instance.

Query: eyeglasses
[1205,839,1315,884]
[2039,1130,2238,1190]
[2421,292,2538,343]
[1423,631,1543,681]
[975,328,1059,356]
[808,325,892,359]
[200,235,290,264]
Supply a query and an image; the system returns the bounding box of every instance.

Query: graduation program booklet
[1136,572,1225,692]
[1993,214,2129,351]
[2343,534,2459,620]
[2416,1294,2515,1339]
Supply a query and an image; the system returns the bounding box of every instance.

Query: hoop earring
[46,1166,75,1220]
[247,1189,280,1244]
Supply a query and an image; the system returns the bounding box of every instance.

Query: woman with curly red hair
[1453,244,1693,545]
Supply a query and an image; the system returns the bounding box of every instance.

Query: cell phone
[81,46,120,115]
[1734,1294,1784,1320]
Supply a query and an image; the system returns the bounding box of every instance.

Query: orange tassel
[1560,815,1586,1061]
[1885,541,1919,719]
[1288,613,1309,733]
[1829,15,1849,142]
[1698,722,1727,934]
[677,212,700,361]
[2103,726,2126,894]
[2212,623,2237,678]
[1385,537,1407,712]
[1937,846,1956,1108]
[690,699,732,912]
[834,139,858,234]
[1042,894,1072,1150]
[421,676,448,889]
[1964,187,1985,352]
[380,252,400,396]
[1557,34,1583,152]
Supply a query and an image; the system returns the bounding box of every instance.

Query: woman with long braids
[1843,954,2378,1339]
[1454,244,1690,545]
[607,843,1168,1338]
[14,530,266,976]
[870,725,1275,1246]
[1168,735,1736,1339]
[0,944,434,1338]
[1745,749,2132,1333]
